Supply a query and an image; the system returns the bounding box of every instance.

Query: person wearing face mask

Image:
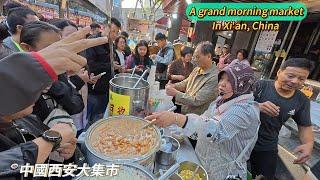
[249,58,314,180]
[145,63,260,180]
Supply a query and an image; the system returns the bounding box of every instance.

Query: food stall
[78,75,207,180]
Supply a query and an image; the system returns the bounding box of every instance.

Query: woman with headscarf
[145,63,260,180]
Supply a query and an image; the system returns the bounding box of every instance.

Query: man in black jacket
[85,17,121,124]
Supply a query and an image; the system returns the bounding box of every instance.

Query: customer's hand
[172,75,185,81]
[150,54,157,60]
[145,111,176,128]
[77,68,90,83]
[166,85,179,97]
[88,73,102,84]
[57,138,77,160]
[38,27,108,75]
[50,123,76,145]
[113,61,121,71]
[293,143,313,164]
[136,65,144,72]
[259,101,280,117]
[165,82,175,88]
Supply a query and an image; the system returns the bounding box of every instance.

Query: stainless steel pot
[84,116,161,168]
[156,136,180,166]
[114,73,140,78]
[109,76,149,118]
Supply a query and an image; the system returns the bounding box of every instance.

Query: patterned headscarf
[216,62,256,108]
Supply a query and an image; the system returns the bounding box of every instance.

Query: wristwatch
[41,130,62,151]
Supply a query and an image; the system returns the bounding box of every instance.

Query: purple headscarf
[216,63,256,108]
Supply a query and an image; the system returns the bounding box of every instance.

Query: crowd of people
[0,1,317,180]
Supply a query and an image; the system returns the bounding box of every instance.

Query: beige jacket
[174,64,218,115]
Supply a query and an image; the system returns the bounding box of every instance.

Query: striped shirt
[183,94,260,180]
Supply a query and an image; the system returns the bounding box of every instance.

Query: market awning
[156,16,190,35]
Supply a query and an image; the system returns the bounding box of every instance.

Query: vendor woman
[145,63,260,179]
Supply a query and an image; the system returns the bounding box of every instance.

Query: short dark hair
[115,35,127,48]
[236,49,249,59]
[49,18,78,30]
[180,46,194,57]
[7,7,37,34]
[0,22,10,41]
[20,21,60,48]
[155,33,166,41]
[111,17,121,28]
[309,44,320,52]
[280,58,313,72]
[197,41,214,58]
[121,31,129,38]
[3,1,25,16]
[90,23,100,29]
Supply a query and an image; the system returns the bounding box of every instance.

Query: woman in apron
[145,63,260,180]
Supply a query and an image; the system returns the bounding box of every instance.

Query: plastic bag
[149,89,174,113]
[279,126,291,138]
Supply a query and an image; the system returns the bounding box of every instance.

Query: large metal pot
[114,73,140,78]
[84,116,161,169]
[73,162,155,180]
[109,76,149,118]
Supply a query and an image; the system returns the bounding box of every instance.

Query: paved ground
[276,125,320,180]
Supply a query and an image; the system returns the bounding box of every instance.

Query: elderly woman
[217,44,232,71]
[229,49,250,67]
[146,63,260,179]
[167,46,194,84]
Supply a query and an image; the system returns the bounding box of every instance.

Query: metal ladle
[130,65,137,77]
[132,68,150,88]
[158,162,180,180]
[190,165,200,180]
[140,106,177,130]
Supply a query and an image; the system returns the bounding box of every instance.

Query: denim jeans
[86,93,108,129]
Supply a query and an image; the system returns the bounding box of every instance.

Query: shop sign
[109,91,131,116]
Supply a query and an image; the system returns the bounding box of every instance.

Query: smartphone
[98,72,106,76]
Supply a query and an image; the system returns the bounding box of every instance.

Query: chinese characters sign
[20,163,120,178]
[109,91,130,116]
